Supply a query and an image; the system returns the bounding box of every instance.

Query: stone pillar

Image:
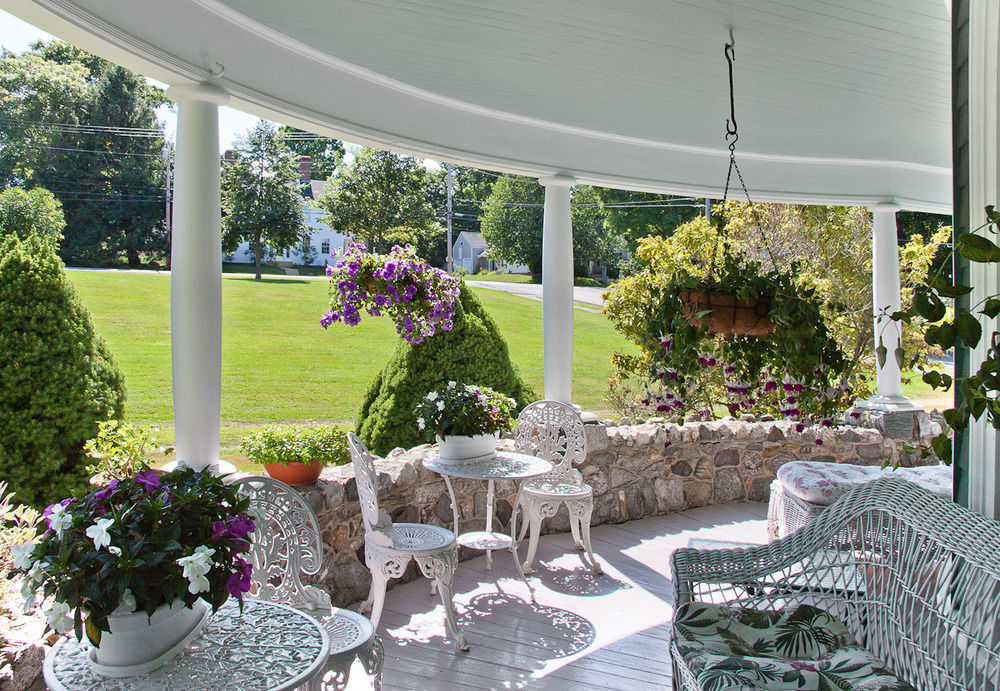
[857,202,920,412]
[539,174,576,403]
[166,83,228,471]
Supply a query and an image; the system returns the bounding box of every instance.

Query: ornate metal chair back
[232,476,331,611]
[514,400,587,483]
[348,432,391,534]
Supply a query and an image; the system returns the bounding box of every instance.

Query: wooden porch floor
[367,501,768,690]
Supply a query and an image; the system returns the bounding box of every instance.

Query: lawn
[67,271,632,429]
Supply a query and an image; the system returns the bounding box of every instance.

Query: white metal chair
[347,432,468,650]
[231,476,376,668]
[513,400,602,575]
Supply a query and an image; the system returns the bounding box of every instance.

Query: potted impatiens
[240,424,349,486]
[414,382,517,462]
[13,467,255,675]
[320,242,460,344]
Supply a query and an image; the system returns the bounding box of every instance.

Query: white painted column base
[167,82,228,472]
[539,174,576,405]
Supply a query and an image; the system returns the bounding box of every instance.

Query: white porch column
[539,174,576,403]
[166,83,228,471]
[858,202,920,412]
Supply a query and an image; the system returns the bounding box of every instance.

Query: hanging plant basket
[680,289,774,336]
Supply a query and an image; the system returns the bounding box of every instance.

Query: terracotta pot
[263,461,324,486]
[680,290,774,336]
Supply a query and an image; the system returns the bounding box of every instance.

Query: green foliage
[222,120,308,279]
[0,481,40,576]
[0,41,168,266]
[0,233,126,506]
[84,420,166,481]
[17,467,254,641]
[277,126,344,180]
[318,147,440,254]
[597,188,701,257]
[356,283,535,455]
[413,382,516,438]
[0,186,65,244]
[239,425,349,466]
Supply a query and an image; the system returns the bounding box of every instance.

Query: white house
[452,231,529,274]
[224,156,348,266]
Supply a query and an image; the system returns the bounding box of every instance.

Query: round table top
[44,598,331,690]
[424,449,553,480]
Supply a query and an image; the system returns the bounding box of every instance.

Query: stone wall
[304,419,940,607]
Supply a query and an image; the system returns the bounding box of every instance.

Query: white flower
[417,417,425,431]
[85,517,115,551]
[447,381,456,389]
[46,504,72,538]
[425,391,439,401]
[28,562,45,583]
[12,542,36,571]
[45,601,73,633]
[176,545,215,594]
[118,588,136,614]
[436,400,445,411]
[20,578,38,611]
[108,545,122,556]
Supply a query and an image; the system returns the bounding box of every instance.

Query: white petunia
[245,504,267,525]
[425,391,439,401]
[108,545,122,556]
[47,504,72,538]
[436,400,445,411]
[416,417,425,431]
[45,601,74,633]
[85,517,115,551]
[28,562,45,583]
[447,381,456,388]
[12,542,36,571]
[20,578,38,611]
[186,572,211,594]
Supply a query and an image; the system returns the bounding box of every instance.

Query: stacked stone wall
[305,420,939,607]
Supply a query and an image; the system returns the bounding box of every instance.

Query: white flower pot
[88,598,211,677]
[436,433,497,463]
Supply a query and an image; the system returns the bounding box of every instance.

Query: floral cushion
[673,602,915,690]
[776,462,951,506]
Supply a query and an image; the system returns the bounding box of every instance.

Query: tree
[277,126,344,180]
[597,188,702,254]
[0,41,168,266]
[0,232,126,506]
[355,284,534,455]
[221,120,308,280]
[0,186,65,245]
[317,147,440,254]
[479,175,620,276]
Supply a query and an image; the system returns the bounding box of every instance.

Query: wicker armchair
[670,477,1000,690]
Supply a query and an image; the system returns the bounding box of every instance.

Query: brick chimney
[298,155,312,182]
[223,149,236,165]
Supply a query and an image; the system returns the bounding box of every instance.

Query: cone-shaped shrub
[356,283,535,455]
[0,233,126,506]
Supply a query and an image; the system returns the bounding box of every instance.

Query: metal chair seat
[378,523,456,553]
[521,477,593,498]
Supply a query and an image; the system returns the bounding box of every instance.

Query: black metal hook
[724,42,738,141]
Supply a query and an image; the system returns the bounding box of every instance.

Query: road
[464,280,607,308]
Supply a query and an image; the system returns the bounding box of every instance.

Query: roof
[455,231,486,250]
[7,0,952,212]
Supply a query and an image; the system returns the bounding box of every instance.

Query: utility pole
[446,162,454,273]
[704,198,711,221]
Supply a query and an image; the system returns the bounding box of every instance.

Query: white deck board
[364,501,768,690]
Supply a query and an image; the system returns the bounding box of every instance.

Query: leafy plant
[240,425,349,466]
[604,217,850,425]
[0,482,40,577]
[892,205,1000,463]
[84,421,168,481]
[14,467,255,645]
[321,242,460,344]
[414,382,517,438]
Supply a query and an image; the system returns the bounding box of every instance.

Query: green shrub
[84,420,167,481]
[0,186,65,245]
[356,283,535,455]
[0,233,126,506]
[240,425,349,466]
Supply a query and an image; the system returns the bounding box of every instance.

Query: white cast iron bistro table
[44,598,331,690]
[424,449,553,601]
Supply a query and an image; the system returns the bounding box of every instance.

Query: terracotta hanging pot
[680,290,774,336]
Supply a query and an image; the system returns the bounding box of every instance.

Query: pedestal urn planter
[436,434,497,463]
[88,599,211,677]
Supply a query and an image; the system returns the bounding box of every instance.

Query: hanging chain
[711,41,779,274]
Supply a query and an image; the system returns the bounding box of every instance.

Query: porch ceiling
[7,0,952,212]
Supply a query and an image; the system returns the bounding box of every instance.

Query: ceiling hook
[208,63,226,79]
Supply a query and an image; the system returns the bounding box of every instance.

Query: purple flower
[324,264,334,277]
[795,423,805,433]
[319,311,338,328]
[373,294,390,307]
[402,284,418,303]
[763,379,778,392]
[227,557,253,598]
[814,439,824,446]
[93,480,119,503]
[135,470,161,493]
[381,261,398,279]
[347,261,360,277]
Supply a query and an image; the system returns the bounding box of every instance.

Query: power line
[0,142,163,158]
[0,117,163,137]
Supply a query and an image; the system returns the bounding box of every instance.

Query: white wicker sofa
[671,478,1000,690]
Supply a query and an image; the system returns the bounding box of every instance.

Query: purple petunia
[93,480,119,503]
[227,557,253,597]
[135,470,161,493]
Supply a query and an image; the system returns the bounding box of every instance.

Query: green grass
[222,262,328,276]
[67,271,633,432]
